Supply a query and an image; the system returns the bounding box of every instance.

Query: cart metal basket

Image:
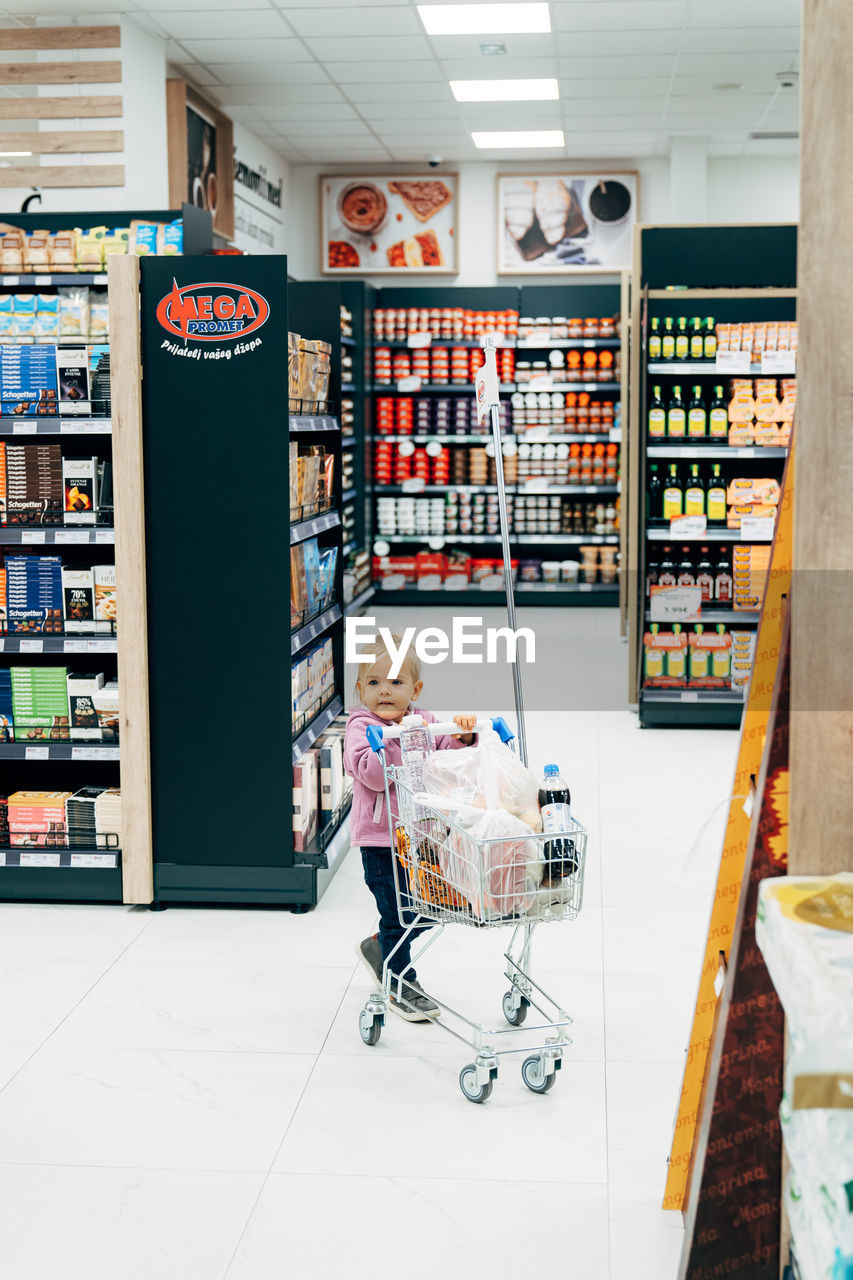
[358,715,589,1103]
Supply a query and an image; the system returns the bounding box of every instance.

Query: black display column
[139,255,307,902]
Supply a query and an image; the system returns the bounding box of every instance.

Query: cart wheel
[502,991,530,1026]
[459,1064,493,1104]
[521,1054,557,1094]
[359,1010,383,1046]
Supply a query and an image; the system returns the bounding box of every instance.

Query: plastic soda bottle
[538,765,578,879]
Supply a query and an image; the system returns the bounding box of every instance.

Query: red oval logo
[156,279,270,343]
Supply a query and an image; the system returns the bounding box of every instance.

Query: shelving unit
[626,223,797,726]
[370,282,626,603]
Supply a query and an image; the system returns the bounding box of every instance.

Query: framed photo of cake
[320,174,459,275]
[497,172,638,274]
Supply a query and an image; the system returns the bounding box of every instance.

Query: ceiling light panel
[418,4,551,36]
[450,77,558,101]
[472,129,564,147]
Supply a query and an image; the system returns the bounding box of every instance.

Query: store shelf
[0,743,119,760]
[647,444,789,459]
[289,510,341,546]
[340,336,356,346]
[342,540,357,556]
[0,635,117,654]
[373,382,516,394]
[647,287,797,300]
[644,608,760,625]
[378,584,618,606]
[376,484,619,496]
[298,793,353,870]
[291,604,342,657]
[378,338,513,350]
[378,533,619,545]
[517,337,620,349]
[640,687,745,728]
[0,848,119,869]
[341,383,355,393]
[0,417,111,436]
[1,272,108,287]
[342,487,357,503]
[0,527,114,545]
[343,586,375,615]
[0,864,122,901]
[519,382,620,394]
[648,360,796,377]
[647,526,771,542]
[289,414,339,433]
[373,433,614,445]
[292,694,343,762]
[341,436,356,449]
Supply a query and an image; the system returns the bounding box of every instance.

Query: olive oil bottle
[648,384,666,438]
[663,463,684,520]
[662,317,676,361]
[667,384,686,438]
[687,385,707,438]
[709,384,728,438]
[648,317,662,361]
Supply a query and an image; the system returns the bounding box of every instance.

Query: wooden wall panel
[0,25,120,49]
[0,61,121,85]
[0,96,123,119]
[0,164,124,188]
[0,130,123,153]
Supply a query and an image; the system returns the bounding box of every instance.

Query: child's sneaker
[390,978,440,1022]
[356,935,383,985]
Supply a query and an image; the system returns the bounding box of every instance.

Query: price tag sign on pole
[475,343,500,424]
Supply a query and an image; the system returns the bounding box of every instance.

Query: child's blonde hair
[354,631,422,699]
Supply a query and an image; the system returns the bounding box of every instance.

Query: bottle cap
[544,763,559,774]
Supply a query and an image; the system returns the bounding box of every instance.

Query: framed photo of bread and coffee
[497,172,637,274]
[321,174,459,274]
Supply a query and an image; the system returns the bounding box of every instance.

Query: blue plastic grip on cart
[367,724,385,753]
[491,716,514,744]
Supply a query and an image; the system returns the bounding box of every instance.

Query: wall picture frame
[320,174,459,275]
[497,171,638,274]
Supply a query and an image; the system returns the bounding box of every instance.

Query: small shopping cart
[358,715,588,1103]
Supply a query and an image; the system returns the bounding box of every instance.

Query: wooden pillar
[790,0,853,876]
[108,255,154,904]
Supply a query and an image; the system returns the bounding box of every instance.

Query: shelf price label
[71,746,119,761]
[670,514,707,537]
[70,853,116,868]
[12,422,38,435]
[95,530,115,544]
[396,375,422,393]
[64,640,88,653]
[86,639,116,653]
[740,516,775,542]
[25,746,50,760]
[401,477,426,493]
[21,852,61,867]
[760,350,796,375]
[21,530,46,544]
[19,638,43,653]
[407,332,432,348]
[715,351,752,374]
[55,530,90,544]
[650,586,703,622]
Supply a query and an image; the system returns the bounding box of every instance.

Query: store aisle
[0,610,737,1280]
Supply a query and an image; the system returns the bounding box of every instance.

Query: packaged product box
[687,628,732,688]
[302,537,322,611]
[92,564,116,633]
[63,457,98,525]
[317,731,344,826]
[92,680,119,742]
[291,544,308,625]
[415,551,446,590]
[0,668,14,741]
[444,555,471,589]
[288,332,301,400]
[642,628,688,688]
[56,345,91,415]
[62,568,95,632]
[292,748,318,852]
[67,672,105,740]
[372,555,416,589]
[8,789,72,847]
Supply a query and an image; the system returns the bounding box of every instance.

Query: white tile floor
[0,609,739,1279]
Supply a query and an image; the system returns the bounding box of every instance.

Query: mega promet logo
[156,279,269,342]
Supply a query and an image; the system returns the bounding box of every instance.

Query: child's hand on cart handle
[452,713,478,745]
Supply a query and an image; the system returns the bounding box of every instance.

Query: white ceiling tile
[214,84,345,105]
[359,102,465,121]
[275,0,407,6]
[164,41,194,60]
[438,57,559,79]
[181,38,312,63]
[222,105,266,123]
[561,97,668,116]
[169,62,222,87]
[324,60,444,83]
[303,34,433,61]
[283,6,422,37]
[343,82,455,103]
[678,52,799,75]
[1,0,124,9]
[196,62,329,83]
[556,29,683,55]
[302,149,394,161]
[553,2,687,31]
[429,33,557,59]
[276,120,374,136]
[157,11,293,40]
[559,54,677,77]
[689,0,800,26]
[141,0,273,7]
[461,105,564,124]
[742,137,799,155]
[561,114,662,131]
[259,104,361,122]
[666,93,776,113]
[680,28,800,54]
[560,76,671,99]
[670,75,783,95]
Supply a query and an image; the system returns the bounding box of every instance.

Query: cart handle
[367,715,513,753]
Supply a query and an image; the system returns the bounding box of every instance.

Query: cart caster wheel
[502,991,530,1026]
[459,1064,493,1104]
[359,1010,383,1046]
[521,1054,558,1094]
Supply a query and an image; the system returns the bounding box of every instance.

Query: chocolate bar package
[67,671,105,741]
[92,563,116,633]
[62,568,95,632]
[63,457,98,525]
[56,345,91,415]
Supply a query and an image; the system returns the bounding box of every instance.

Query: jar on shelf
[583,317,600,339]
[599,316,617,339]
[552,316,569,340]
[567,318,584,339]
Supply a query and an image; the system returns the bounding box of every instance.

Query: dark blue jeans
[361,846,433,983]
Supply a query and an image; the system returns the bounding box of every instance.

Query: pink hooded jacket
[344,704,471,848]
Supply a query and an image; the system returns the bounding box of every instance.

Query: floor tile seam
[220,964,360,1280]
[601,923,613,1280]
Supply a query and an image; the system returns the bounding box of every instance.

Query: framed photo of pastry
[497,172,638,274]
[320,174,459,274]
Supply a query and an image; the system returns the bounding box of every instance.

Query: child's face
[358,656,423,722]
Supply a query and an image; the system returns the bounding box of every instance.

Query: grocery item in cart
[442,806,541,917]
[538,765,578,878]
[421,728,543,831]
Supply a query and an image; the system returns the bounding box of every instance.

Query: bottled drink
[713,624,731,680]
[677,548,695,586]
[646,557,659,597]
[667,624,687,680]
[667,385,686,438]
[706,463,727,522]
[647,462,662,519]
[696,547,714,601]
[684,464,704,516]
[662,317,676,361]
[690,317,704,361]
[648,384,666,437]
[687,385,707,438]
[703,318,717,360]
[690,625,709,680]
[709,384,728,438]
[715,552,733,603]
[663,464,683,519]
[400,714,432,820]
[648,317,662,361]
[538,764,577,878]
[675,317,689,361]
[658,546,677,587]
